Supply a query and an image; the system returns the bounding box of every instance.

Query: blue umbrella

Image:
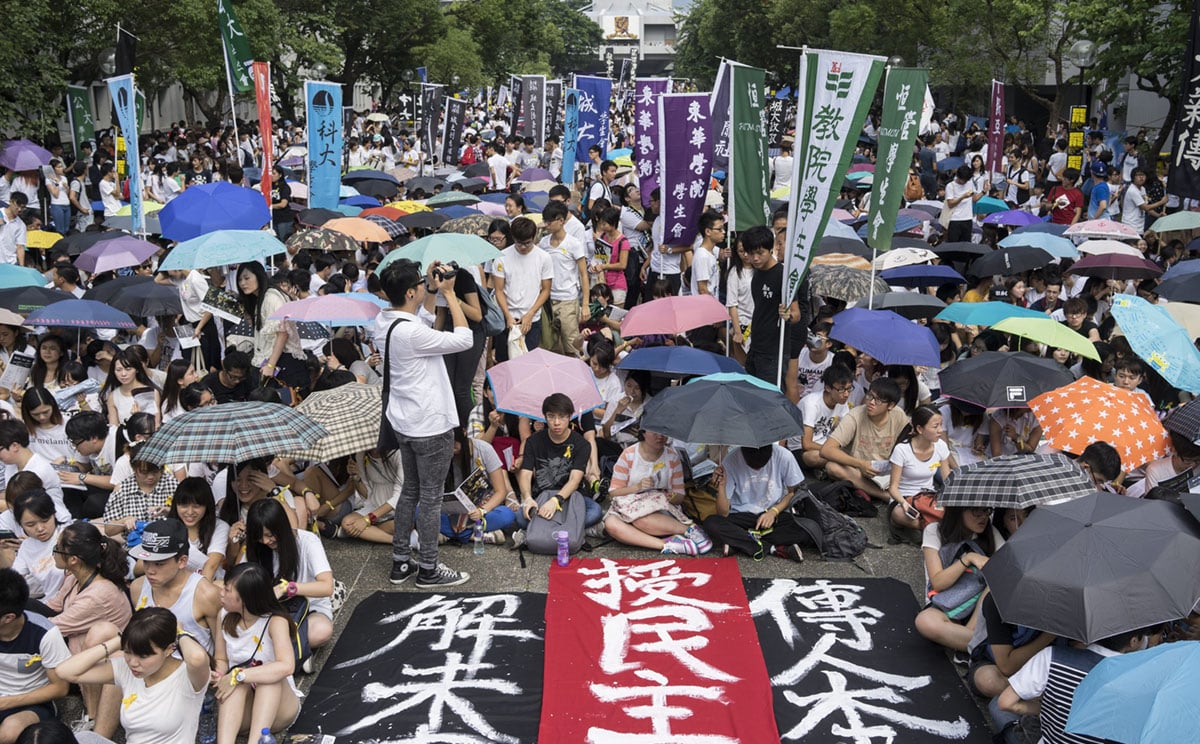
[618,347,744,376]
[824,219,865,243]
[998,231,1079,259]
[982,209,1043,226]
[25,299,135,329]
[0,264,51,290]
[1111,294,1200,393]
[159,182,271,241]
[435,204,478,219]
[1162,258,1200,282]
[934,301,1045,327]
[1012,221,1068,236]
[478,192,509,205]
[830,308,941,366]
[940,156,965,171]
[690,372,781,391]
[338,185,359,198]
[160,230,286,271]
[856,215,921,237]
[523,191,550,212]
[339,195,379,208]
[1067,641,1200,743]
[973,196,1009,215]
[879,264,965,288]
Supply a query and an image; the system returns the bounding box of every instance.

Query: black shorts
[0,701,56,726]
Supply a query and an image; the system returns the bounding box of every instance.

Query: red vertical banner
[254,61,273,207]
[986,80,1005,179]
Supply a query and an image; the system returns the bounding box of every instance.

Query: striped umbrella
[135,402,328,466]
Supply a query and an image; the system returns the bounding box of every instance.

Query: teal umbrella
[934,300,1044,327]
[1111,294,1200,393]
[997,231,1079,259]
[973,196,1008,215]
[335,205,363,217]
[377,233,502,273]
[426,191,480,207]
[159,230,286,271]
[0,264,50,290]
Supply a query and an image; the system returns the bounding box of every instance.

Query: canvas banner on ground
[574,75,613,163]
[290,590,545,742]
[658,93,714,248]
[867,67,930,253]
[746,578,992,743]
[634,78,670,209]
[217,0,254,93]
[540,558,779,743]
[562,88,582,187]
[305,80,343,210]
[106,74,143,235]
[729,62,771,231]
[987,80,1005,178]
[1169,0,1200,200]
[65,86,95,160]
[782,49,885,305]
[253,61,273,207]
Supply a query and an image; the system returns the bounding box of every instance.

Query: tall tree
[4,0,71,134]
[541,0,603,77]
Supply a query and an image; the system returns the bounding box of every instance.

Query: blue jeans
[392,429,454,570]
[514,494,604,529]
[440,505,517,542]
[49,205,71,237]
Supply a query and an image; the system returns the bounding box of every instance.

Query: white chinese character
[638,159,653,177]
[638,110,653,129]
[686,100,707,123]
[579,91,597,114]
[671,222,686,238]
[672,183,686,201]
[689,152,709,176]
[689,180,706,199]
[587,669,737,744]
[639,85,656,106]
[673,203,687,219]
[689,126,707,149]
[638,134,654,155]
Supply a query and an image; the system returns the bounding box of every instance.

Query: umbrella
[879,264,965,288]
[982,492,1200,643]
[854,292,946,320]
[872,247,937,270]
[939,351,1074,408]
[991,316,1101,361]
[515,167,554,182]
[439,214,494,237]
[74,235,159,275]
[478,193,510,205]
[365,113,390,123]
[362,214,408,239]
[472,201,508,217]
[1067,253,1162,281]
[824,220,866,243]
[847,163,875,174]
[997,231,1079,259]
[1162,258,1200,282]
[1111,294,1200,394]
[940,156,965,171]
[377,233,502,273]
[829,307,941,366]
[1154,275,1200,303]
[1066,641,1200,744]
[982,209,1043,227]
[114,201,165,216]
[1064,219,1140,241]
[939,453,1094,509]
[105,212,163,234]
[934,300,1045,327]
[620,295,729,337]
[360,206,407,220]
[0,139,52,171]
[855,215,919,237]
[135,401,328,466]
[0,265,51,290]
[406,177,448,194]
[83,275,153,304]
[25,230,62,250]
[160,230,286,271]
[285,180,308,200]
[398,211,449,231]
[342,169,400,185]
[813,253,872,270]
[817,237,872,258]
[267,295,381,326]
[461,163,490,179]
[298,208,342,227]
[106,281,183,317]
[285,383,382,462]
[640,373,803,447]
[617,346,744,376]
[1077,239,1143,257]
[1029,376,1170,468]
[339,185,360,198]
[898,208,934,223]
[25,299,135,329]
[930,242,990,262]
[0,286,72,313]
[906,202,942,216]
[970,245,1055,277]
[1164,301,1200,340]
[285,227,359,255]
[808,264,891,303]
[322,217,390,243]
[1013,221,1068,236]
[341,193,385,208]
[52,230,130,257]
[352,181,397,200]
[336,206,363,218]
[973,196,1010,215]
[1165,399,1200,444]
[426,191,480,207]
[158,182,271,241]
[436,205,479,220]
[486,348,603,421]
[1148,211,1200,233]
[456,177,489,194]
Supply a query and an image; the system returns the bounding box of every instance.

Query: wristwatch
[234,670,246,685]
[77,472,86,484]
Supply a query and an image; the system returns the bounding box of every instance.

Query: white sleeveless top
[219,611,300,696]
[110,656,205,744]
[135,573,213,654]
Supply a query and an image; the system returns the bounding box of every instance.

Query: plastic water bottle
[196,690,217,744]
[257,729,277,744]
[472,520,485,555]
[554,530,570,567]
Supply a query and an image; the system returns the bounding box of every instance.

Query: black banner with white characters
[1168,0,1200,200]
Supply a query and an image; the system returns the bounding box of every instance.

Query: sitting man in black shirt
[201,350,257,403]
[516,393,605,530]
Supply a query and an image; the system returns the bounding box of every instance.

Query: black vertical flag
[1168,0,1200,199]
[115,26,136,75]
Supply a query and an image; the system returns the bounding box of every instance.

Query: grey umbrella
[854,292,946,319]
[982,492,1200,643]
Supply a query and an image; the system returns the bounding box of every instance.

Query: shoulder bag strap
[380,317,408,408]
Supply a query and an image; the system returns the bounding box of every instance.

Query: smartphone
[0,530,17,540]
[904,505,920,521]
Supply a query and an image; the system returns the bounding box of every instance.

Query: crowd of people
[0,88,1195,744]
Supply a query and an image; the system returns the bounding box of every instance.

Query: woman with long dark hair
[29,335,68,391]
[887,405,954,534]
[169,477,229,581]
[234,261,308,395]
[21,388,71,466]
[8,489,66,600]
[100,348,160,427]
[218,457,302,571]
[159,358,197,423]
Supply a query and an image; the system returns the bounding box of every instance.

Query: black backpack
[790,491,870,561]
[807,479,878,518]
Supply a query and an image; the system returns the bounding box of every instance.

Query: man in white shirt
[543,135,563,179]
[538,201,588,355]
[771,142,794,191]
[689,211,724,298]
[1121,168,1152,233]
[790,364,853,469]
[377,258,473,588]
[587,160,616,209]
[486,140,510,192]
[0,194,28,267]
[98,163,122,217]
[548,185,595,259]
[943,165,979,244]
[493,217,553,360]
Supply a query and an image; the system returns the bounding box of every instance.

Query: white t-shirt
[186,519,230,576]
[1121,184,1146,233]
[100,179,122,216]
[12,527,65,599]
[921,522,1005,587]
[30,424,73,465]
[721,444,804,515]
[493,245,553,319]
[689,245,720,298]
[538,234,587,302]
[771,155,794,190]
[4,454,70,523]
[0,613,70,698]
[788,392,849,451]
[0,213,26,266]
[110,656,206,744]
[270,529,333,619]
[889,439,951,496]
[795,349,833,400]
[944,179,975,222]
[487,153,510,190]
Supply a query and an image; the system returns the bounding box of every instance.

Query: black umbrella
[353,180,399,200]
[982,492,1200,643]
[457,177,489,194]
[398,211,449,231]
[938,453,1094,509]
[341,169,400,185]
[640,376,804,447]
[969,245,1054,277]
[462,163,490,179]
[932,242,990,262]
[817,237,872,258]
[52,230,129,257]
[297,208,342,227]
[1154,275,1200,303]
[939,351,1074,408]
[890,236,932,250]
[406,177,447,194]
[854,292,946,320]
[83,275,154,305]
[106,281,183,317]
[1164,399,1200,444]
[0,286,73,313]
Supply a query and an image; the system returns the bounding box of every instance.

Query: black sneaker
[774,544,804,563]
[415,564,470,588]
[389,559,418,584]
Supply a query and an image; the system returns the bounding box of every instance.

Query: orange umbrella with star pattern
[1029,376,1170,469]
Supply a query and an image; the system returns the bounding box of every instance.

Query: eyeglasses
[53,549,72,557]
[68,438,85,447]
[515,240,536,248]
[967,507,994,517]
[865,393,889,404]
[830,385,854,394]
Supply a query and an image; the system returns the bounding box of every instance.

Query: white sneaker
[71,714,95,733]
[585,523,606,539]
[483,530,506,545]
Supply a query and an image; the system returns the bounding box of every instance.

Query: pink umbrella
[831,208,857,223]
[898,208,933,222]
[620,295,729,337]
[267,295,381,326]
[486,348,603,420]
[848,163,875,174]
[74,235,159,274]
[472,201,508,217]
[1064,219,1139,241]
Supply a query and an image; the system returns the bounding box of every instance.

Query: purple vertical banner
[658,93,712,247]
[987,80,1005,177]
[635,78,670,209]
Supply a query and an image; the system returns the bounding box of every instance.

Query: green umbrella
[973,196,1009,215]
[991,316,1100,360]
[159,230,286,271]
[439,214,493,237]
[286,227,358,254]
[377,233,502,272]
[426,191,480,207]
[1148,210,1200,234]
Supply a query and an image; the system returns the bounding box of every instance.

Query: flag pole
[221,35,242,155]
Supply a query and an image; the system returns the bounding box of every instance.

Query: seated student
[1112,356,1154,409]
[101,447,178,537]
[7,490,66,603]
[1074,441,1123,494]
[888,405,954,535]
[819,378,910,500]
[604,429,711,555]
[338,450,402,545]
[702,443,809,561]
[516,394,604,531]
[55,607,210,744]
[128,519,221,657]
[1130,429,1200,497]
[988,407,1041,457]
[598,370,650,456]
[0,422,70,525]
[201,351,255,404]
[968,592,1055,703]
[63,412,119,518]
[440,433,517,546]
[166,478,229,581]
[1060,296,1101,342]
[0,569,70,743]
[790,364,853,470]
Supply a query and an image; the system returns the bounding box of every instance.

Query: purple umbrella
[983,209,1044,227]
[515,167,554,182]
[0,140,52,171]
[898,208,933,222]
[278,156,304,168]
[74,235,159,275]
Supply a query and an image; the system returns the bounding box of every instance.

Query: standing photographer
[376,259,473,588]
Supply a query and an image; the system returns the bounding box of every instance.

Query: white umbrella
[872,246,938,270]
[1077,239,1142,257]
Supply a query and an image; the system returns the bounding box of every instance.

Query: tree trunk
[1153,93,1179,161]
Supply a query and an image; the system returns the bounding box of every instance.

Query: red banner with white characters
[540,558,779,743]
[986,80,1005,178]
[253,61,273,207]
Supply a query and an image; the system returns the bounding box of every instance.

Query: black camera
[434,261,460,280]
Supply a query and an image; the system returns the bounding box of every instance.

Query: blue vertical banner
[573,75,612,163]
[305,81,343,210]
[416,67,427,84]
[106,74,143,234]
[561,88,581,186]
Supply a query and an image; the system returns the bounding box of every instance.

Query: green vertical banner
[218,0,254,93]
[65,86,95,159]
[729,62,770,231]
[135,89,146,133]
[866,67,929,252]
